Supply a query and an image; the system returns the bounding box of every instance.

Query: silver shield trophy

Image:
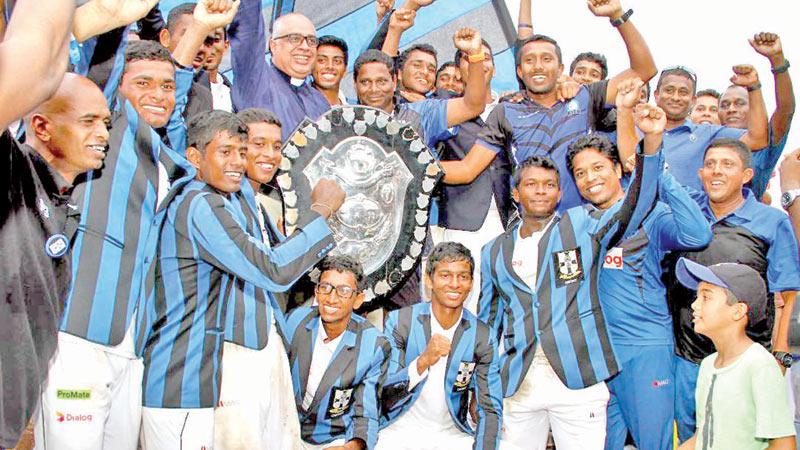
[278,106,442,306]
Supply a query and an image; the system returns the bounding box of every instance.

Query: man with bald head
[1,73,110,449]
[230,0,329,139]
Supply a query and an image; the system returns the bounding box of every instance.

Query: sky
[502,0,800,201]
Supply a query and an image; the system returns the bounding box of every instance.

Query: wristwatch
[773,351,794,368]
[781,189,800,210]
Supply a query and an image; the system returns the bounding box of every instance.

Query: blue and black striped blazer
[382,302,503,450]
[284,307,390,449]
[479,149,664,396]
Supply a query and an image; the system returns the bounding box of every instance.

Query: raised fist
[389,8,416,32]
[615,77,644,110]
[730,64,759,89]
[453,28,482,55]
[92,0,160,27]
[633,103,666,136]
[587,0,623,19]
[376,0,395,21]
[780,148,800,191]
[749,32,783,59]
[194,0,240,31]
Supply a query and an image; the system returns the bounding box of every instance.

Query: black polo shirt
[0,131,79,447]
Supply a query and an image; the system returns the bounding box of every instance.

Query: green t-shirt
[695,343,795,449]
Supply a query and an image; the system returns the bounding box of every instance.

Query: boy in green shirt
[676,258,796,450]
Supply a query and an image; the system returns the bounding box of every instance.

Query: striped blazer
[284,307,390,449]
[382,302,503,450]
[223,181,289,349]
[479,149,664,396]
[137,181,335,408]
[62,67,193,346]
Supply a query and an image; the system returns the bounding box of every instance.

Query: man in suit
[284,256,391,450]
[378,242,504,450]
[479,85,667,449]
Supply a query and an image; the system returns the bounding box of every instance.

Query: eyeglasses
[272,33,319,48]
[660,65,697,84]
[315,282,356,299]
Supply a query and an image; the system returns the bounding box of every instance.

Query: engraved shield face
[302,136,412,274]
[278,106,442,306]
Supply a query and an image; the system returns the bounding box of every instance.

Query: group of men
[2,0,800,449]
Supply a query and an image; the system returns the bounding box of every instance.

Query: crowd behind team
[2,0,800,449]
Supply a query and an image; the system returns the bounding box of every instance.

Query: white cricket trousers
[34,329,142,450]
[501,354,609,450]
[214,326,302,450]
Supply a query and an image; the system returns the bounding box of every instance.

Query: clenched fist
[730,64,760,89]
[633,103,666,136]
[615,77,644,110]
[452,28,482,56]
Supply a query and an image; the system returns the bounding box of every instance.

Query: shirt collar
[270,61,309,88]
[24,144,73,195]
[701,188,759,222]
[666,119,694,133]
[431,309,463,333]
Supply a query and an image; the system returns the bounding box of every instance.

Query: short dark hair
[187,110,249,154]
[566,134,620,175]
[697,88,721,100]
[703,138,752,169]
[657,66,697,94]
[236,108,282,128]
[124,40,175,71]
[513,156,560,186]
[318,255,366,292]
[426,242,474,278]
[436,61,457,79]
[166,3,195,34]
[353,49,395,82]
[453,38,493,65]
[569,52,608,80]
[515,34,562,66]
[397,43,437,72]
[317,35,349,65]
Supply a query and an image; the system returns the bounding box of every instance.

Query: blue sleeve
[766,215,800,293]
[188,194,335,292]
[479,242,505,343]
[229,0,270,110]
[749,125,789,199]
[166,67,193,154]
[407,99,450,148]
[474,331,503,450]
[380,311,415,416]
[348,336,389,449]
[653,172,712,251]
[712,125,746,140]
[593,145,664,248]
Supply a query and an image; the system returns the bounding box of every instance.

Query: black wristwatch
[773,351,794,368]
[611,9,633,27]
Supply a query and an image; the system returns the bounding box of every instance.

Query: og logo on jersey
[603,247,624,270]
[453,362,477,393]
[327,387,354,419]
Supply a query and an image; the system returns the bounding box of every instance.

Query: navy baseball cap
[676,257,768,326]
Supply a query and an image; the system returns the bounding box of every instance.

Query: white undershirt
[210,78,233,112]
[403,312,462,433]
[302,320,343,410]
[512,217,554,361]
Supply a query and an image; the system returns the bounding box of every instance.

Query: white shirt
[210,78,233,112]
[302,321,344,410]
[512,217,554,362]
[403,312,463,433]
